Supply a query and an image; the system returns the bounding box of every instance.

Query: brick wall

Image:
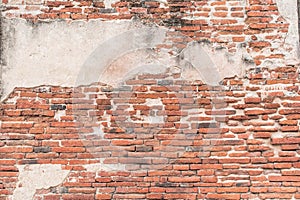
[1,0,300,199]
[1,66,300,199]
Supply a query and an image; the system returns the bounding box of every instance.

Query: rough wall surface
[1,0,300,199]
[1,0,299,99]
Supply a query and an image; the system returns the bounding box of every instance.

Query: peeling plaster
[94,42,250,88]
[0,9,3,98]
[98,50,171,87]
[103,0,119,8]
[78,25,168,86]
[276,0,300,64]
[1,19,136,100]
[12,164,70,200]
[54,110,66,121]
[181,42,251,85]
[0,18,251,101]
[1,0,300,100]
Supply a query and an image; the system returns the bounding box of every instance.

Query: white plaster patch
[1,19,136,101]
[79,26,168,87]
[103,0,119,8]
[0,18,252,101]
[54,110,66,121]
[145,98,163,106]
[99,50,171,87]
[12,164,70,200]
[276,0,300,64]
[181,42,250,85]
[144,98,164,123]
[92,127,105,139]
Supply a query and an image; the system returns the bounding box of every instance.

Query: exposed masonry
[1,0,300,199]
[1,66,300,199]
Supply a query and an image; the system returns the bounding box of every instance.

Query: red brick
[44,195,61,200]
[213,12,228,17]
[245,109,265,115]
[62,194,94,200]
[201,176,217,183]
[268,187,297,193]
[217,187,249,193]
[272,138,300,144]
[206,193,240,199]
[281,126,299,132]
[219,158,250,164]
[274,163,292,169]
[1,122,34,129]
[52,147,85,153]
[59,7,82,13]
[168,176,200,183]
[269,176,300,182]
[244,97,261,104]
[164,194,197,199]
[282,170,300,176]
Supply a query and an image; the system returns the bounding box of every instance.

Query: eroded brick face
[1,66,300,199]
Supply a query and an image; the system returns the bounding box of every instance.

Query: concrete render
[0,19,251,100]
[0,1,299,101]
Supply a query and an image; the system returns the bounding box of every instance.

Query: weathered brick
[269,176,300,182]
[1,1,300,198]
[168,176,200,183]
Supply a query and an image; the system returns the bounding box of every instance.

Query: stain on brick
[33,146,51,153]
[135,146,153,152]
[50,104,66,110]
[20,160,38,165]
